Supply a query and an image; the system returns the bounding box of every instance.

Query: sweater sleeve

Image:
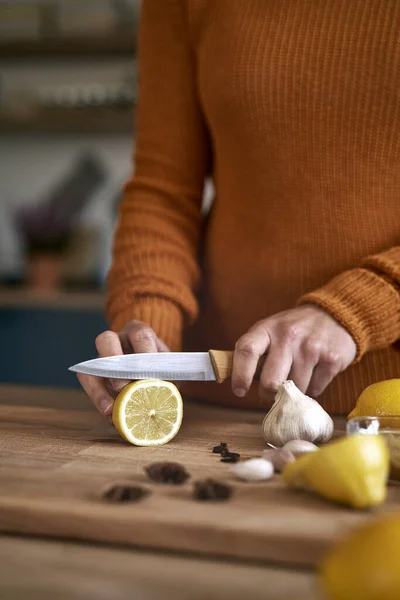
[298,246,400,360]
[105,0,210,351]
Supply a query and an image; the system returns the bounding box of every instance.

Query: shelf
[0,34,136,60]
[0,286,105,311]
[0,108,134,135]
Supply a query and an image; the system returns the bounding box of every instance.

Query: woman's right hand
[77,320,170,418]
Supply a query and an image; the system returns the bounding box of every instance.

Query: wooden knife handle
[209,350,264,383]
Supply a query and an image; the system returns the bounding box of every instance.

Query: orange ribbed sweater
[107,0,400,414]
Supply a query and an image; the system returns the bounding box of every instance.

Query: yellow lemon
[320,515,400,600]
[348,379,400,420]
[112,380,183,446]
[282,435,389,509]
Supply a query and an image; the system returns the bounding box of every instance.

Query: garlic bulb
[230,458,274,481]
[262,380,334,447]
[282,439,319,458]
[263,448,296,472]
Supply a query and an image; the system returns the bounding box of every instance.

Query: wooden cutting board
[0,399,399,568]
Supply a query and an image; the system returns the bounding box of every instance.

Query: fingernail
[99,398,113,415]
[234,388,246,398]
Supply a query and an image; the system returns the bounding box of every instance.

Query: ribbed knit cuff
[107,296,183,351]
[298,268,400,361]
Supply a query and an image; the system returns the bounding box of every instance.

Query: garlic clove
[230,458,274,482]
[262,380,334,447]
[263,448,296,472]
[282,440,319,458]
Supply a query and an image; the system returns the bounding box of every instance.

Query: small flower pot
[26,252,63,293]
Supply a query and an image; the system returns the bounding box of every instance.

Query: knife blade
[69,350,233,382]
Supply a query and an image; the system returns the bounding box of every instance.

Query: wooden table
[0,384,320,600]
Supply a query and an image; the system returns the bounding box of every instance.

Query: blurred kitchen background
[0,0,140,388]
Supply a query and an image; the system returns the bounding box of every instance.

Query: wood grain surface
[0,535,319,600]
[0,390,399,570]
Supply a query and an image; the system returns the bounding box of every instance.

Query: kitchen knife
[69,350,264,383]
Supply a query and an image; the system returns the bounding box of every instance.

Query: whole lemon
[319,515,400,600]
[348,379,400,420]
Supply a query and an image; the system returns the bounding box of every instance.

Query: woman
[79,0,400,416]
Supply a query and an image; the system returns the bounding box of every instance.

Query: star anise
[212,442,228,454]
[145,462,190,484]
[103,484,150,503]
[220,449,241,463]
[194,479,233,501]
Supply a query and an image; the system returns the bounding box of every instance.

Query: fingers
[232,327,271,397]
[289,338,321,393]
[156,337,170,352]
[232,306,355,402]
[95,330,129,393]
[79,321,170,417]
[307,351,342,397]
[95,330,124,356]
[123,320,160,353]
[259,345,292,398]
[77,372,114,416]
[78,330,124,416]
[120,322,170,353]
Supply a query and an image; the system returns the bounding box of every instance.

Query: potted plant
[16,153,106,293]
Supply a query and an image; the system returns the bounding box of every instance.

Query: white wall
[0,0,139,278]
[0,0,214,280]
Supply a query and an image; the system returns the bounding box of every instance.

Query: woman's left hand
[232,305,357,400]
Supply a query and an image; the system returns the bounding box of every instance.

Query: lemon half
[112,380,183,446]
[282,435,389,509]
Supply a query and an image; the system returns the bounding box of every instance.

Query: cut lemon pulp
[112,380,183,446]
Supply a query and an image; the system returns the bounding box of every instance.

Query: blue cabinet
[0,305,107,387]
